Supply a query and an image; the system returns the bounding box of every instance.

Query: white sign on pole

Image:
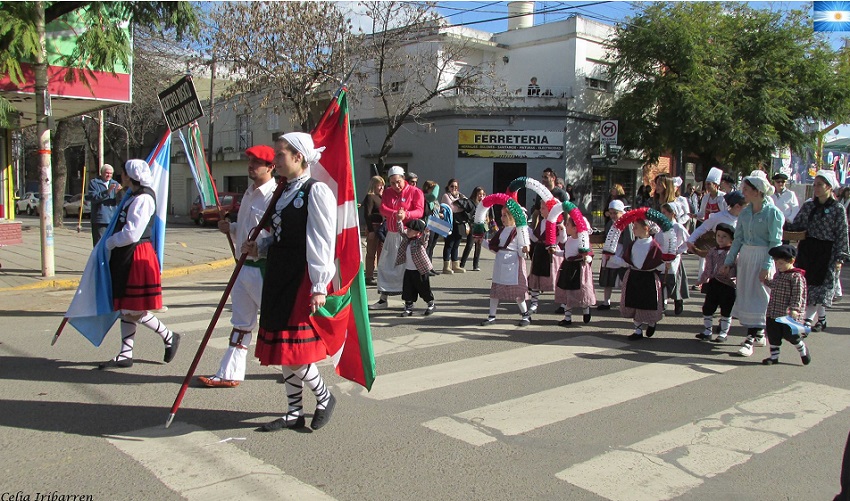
[600,120,618,145]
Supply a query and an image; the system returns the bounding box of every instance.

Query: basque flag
[64,132,171,346]
[308,88,377,390]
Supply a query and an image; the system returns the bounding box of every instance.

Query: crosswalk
[105,285,850,500]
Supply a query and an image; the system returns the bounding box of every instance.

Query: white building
[175,9,643,228]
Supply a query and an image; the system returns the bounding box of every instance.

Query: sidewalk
[0,215,235,291]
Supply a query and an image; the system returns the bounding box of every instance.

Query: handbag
[426,204,453,237]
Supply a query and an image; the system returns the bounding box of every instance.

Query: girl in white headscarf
[99,159,180,369]
[720,170,783,357]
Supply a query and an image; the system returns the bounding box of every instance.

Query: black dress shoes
[311,393,337,430]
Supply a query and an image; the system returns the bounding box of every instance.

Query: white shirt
[687,209,738,244]
[260,169,337,295]
[656,221,689,270]
[698,191,727,222]
[105,193,155,250]
[232,178,276,261]
[770,188,800,222]
[674,196,691,225]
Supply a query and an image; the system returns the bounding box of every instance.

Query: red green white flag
[309,88,376,390]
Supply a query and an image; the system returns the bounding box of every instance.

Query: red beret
[245,145,275,164]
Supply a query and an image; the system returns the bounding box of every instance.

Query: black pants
[701,279,736,317]
[402,269,434,303]
[426,233,439,262]
[765,316,803,346]
[460,232,481,269]
[91,223,108,246]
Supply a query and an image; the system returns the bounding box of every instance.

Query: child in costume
[552,214,596,326]
[598,200,632,310]
[695,223,737,342]
[396,219,436,317]
[760,244,811,365]
[527,202,562,314]
[481,206,532,327]
[609,217,667,340]
[659,203,691,315]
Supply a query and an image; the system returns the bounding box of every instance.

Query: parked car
[189,192,243,226]
[63,193,91,218]
[15,192,40,215]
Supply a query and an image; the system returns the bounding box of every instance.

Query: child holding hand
[760,245,810,365]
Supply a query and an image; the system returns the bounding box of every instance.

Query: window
[585,77,610,92]
[239,115,253,150]
[389,81,403,93]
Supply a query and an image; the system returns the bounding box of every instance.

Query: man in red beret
[199,145,277,388]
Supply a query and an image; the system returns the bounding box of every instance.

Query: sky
[427,1,848,49]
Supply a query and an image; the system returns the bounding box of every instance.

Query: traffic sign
[600,120,618,145]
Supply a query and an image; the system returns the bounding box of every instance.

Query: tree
[606,2,849,175]
[355,1,504,170]
[208,1,353,132]
[0,1,197,276]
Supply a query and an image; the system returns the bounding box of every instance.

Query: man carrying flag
[98,159,181,369]
[198,145,277,388]
[245,132,340,431]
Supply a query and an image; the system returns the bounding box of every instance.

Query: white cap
[387,166,405,178]
[608,199,625,213]
[706,167,723,185]
[816,169,840,190]
[672,176,683,188]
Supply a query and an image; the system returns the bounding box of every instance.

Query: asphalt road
[0,254,848,501]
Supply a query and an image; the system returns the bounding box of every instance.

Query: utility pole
[98,110,105,169]
[207,58,216,173]
[34,1,55,277]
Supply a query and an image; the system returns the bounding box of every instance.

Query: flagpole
[166,178,286,428]
[51,317,69,346]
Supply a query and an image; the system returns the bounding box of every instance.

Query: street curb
[0,258,235,293]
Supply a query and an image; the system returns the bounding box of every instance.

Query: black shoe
[674,300,683,316]
[518,314,532,327]
[164,333,181,363]
[646,325,656,338]
[479,317,496,326]
[399,309,413,317]
[762,357,779,365]
[583,312,591,323]
[98,358,133,369]
[627,332,644,340]
[554,306,565,315]
[695,332,711,341]
[558,319,572,327]
[311,393,336,430]
[427,269,437,277]
[257,415,306,432]
[711,335,727,343]
[424,303,435,316]
[597,304,611,311]
[801,353,812,365]
[812,319,827,332]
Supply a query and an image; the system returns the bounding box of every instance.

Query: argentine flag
[64,132,171,346]
[814,1,850,32]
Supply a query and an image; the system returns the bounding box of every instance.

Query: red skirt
[255,274,330,366]
[113,241,162,311]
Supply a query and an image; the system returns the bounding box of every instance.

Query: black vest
[114,186,155,242]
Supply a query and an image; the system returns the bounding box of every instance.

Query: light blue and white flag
[814,2,850,32]
[64,131,172,346]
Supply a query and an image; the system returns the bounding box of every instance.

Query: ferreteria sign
[458,130,564,159]
[158,76,204,131]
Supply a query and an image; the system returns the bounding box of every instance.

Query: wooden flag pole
[166,178,285,428]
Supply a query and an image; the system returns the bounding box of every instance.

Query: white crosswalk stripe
[423,356,737,446]
[335,336,626,400]
[555,381,850,500]
[107,422,338,501]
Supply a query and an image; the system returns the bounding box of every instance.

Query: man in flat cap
[770,172,800,222]
[199,145,277,389]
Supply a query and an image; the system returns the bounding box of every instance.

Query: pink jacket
[380,184,425,232]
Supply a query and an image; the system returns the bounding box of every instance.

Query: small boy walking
[695,223,737,342]
[395,219,436,316]
[760,244,811,365]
